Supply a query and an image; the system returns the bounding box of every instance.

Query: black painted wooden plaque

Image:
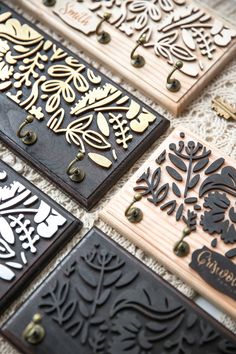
[0,2,169,210]
[0,159,82,312]
[2,227,236,354]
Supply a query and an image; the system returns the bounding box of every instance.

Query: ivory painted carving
[89,0,236,77]
[0,170,67,282]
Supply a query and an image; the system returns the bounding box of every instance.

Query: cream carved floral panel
[89,0,236,77]
[11,0,236,114]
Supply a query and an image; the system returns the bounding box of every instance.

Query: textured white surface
[0,0,236,352]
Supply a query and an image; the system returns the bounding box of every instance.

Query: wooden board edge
[99,209,236,319]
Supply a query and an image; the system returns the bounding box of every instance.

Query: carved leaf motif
[103,270,122,287]
[78,265,97,288]
[0,264,15,281]
[0,217,15,244]
[169,153,187,172]
[205,157,225,175]
[76,286,93,303]
[115,270,139,288]
[193,157,209,172]
[182,28,195,50]
[79,300,90,318]
[0,18,42,43]
[82,130,111,150]
[71,84,122,116]
[188,174,200,189]
[97,289,111,306]
[166,166,183,181]
[97,112,110,137]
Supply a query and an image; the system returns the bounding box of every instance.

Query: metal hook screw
[43,0,56,7]
[22,313,45,345]
[67,151,85,183]
[131,34,147,68]
[96,12,111,44]
[125,193,143,223]
[17,115,37,145]
[166,61,183,92]
[173,227,191,257]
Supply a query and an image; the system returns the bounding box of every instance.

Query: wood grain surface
[12,0,236,115]
[100,127,236,318]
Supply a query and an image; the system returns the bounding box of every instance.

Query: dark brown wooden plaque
[0,159,82,313]
[1,227,236,354]
[0,2,169,210]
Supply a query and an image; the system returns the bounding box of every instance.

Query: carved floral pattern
[39,239,236,353]
[0,170,67,282]
[89,0,236,77]
[0,10,157,168]
[134,132,236,252]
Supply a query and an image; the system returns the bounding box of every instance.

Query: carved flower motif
[109,313,153,354]
[0,40,15,81]
[201,192,236,244]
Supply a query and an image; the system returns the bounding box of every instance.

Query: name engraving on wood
[54,0,97,35]
[190,246,236,300]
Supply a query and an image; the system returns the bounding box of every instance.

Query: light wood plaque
[100,127,236,318]
[11,0,236,115]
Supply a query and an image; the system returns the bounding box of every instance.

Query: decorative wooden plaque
[11,0,236,115]
[0,159,82,313]
[100,127,236,318]
[0,2,169,210]
[2,227,236,354]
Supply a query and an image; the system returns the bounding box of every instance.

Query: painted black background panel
[0,159,82,312]
[0,2,169,210]
[2,227,236,354]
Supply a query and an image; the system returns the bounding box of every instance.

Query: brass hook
[43,0,56,6]
[67,151,85,183]
[17,115,37,145]
[166,61,183,92]
[22,313,45,345]
[173,227,191,257]
[96,12,111,44]
[131,34,147,68]
[125,193,143,223]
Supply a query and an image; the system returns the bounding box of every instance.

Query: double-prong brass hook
[131,34,147,68]
[22,313,45,345]
[67,151,85,183]
[166,60,183,92]
[96,12,111,44]
[17,115,37,145]
[125,193,143,223]
[173,227,191,257]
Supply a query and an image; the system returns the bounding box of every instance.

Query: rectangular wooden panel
[100,127,236,318]
[0,159,82,312]
[1,227,236,354]
[0,2,169,210]
[11,0,236,115]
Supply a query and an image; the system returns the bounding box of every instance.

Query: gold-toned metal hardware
[166,61,183,92]
[173,227,191,257]
[96,12,111,44]
[67,152,85,183]
[43,0,56,6]
[212,96,236,120]
[131,34,147,68]
[125,193,143,223]
[22,313,45,345]
[17,115,37,145]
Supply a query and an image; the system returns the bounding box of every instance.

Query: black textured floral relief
[134,132,236,257]
[3,228,235,354]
